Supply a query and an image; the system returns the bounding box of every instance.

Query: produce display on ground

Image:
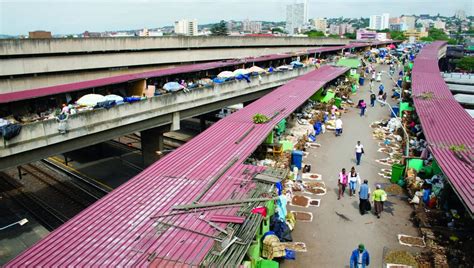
[384,250,418,268]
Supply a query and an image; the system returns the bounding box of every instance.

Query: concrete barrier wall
[0,36,349,56]
[0,46,314,77]
[0,66,317,160]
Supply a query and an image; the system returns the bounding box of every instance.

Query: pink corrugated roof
[0,42,396,104]
[412,41,474,215]
[7,65,349,267]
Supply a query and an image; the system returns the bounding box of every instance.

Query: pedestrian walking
[382,92,387,105]
[359,180,371,215]
[350,244,370,268]
[355,141,364,165]
[371,71,375,82]
[376,71,382,82]
[378,83,384,94]
[338,168,348,200]
[370,93,376,107]
[359,100,367,117]
[372,184,387,218]
[335,117,343,137]
[349,167,361,197]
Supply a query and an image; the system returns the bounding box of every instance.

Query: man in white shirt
[355,141,364,165]
[335,117,343,137]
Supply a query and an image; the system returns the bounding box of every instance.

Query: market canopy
[336,58,361,69]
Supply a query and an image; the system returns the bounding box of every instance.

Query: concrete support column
[199,115,207,132]
[141,125,170,167]
[171,112,180,131]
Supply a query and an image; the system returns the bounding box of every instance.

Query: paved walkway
[283,63,420,267]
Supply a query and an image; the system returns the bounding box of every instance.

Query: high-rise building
[286,2,306,35]
[455,10,466,20]
[243,19,262,33]
[401,15,416,30]
[369,13,389,30]
[174,19,198,36]
[313,18,327,32]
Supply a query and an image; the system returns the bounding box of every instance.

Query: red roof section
[0,41,395,104]
[412,41,474,214]
[7,65,349,267]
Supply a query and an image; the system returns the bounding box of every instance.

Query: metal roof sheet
[412,41,474,215]
[7,65,349,267]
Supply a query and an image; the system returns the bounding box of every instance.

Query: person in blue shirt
[350,244,370,268]
[359,180,371,215]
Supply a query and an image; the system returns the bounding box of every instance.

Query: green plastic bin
[265,200,275,219]
[334,97,342,108]
[391,164,405,184]
[257,259,279,268]
[407,159,423,172]
[265,132,274,144]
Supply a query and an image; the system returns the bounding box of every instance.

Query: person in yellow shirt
[371,184,387,219]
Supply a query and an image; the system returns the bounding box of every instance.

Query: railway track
[21,163,100,207]
[0,172,68,231]
[41,159,110,196]
[0,161,111,231]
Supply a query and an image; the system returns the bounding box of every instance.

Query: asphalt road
[283,62,421,267]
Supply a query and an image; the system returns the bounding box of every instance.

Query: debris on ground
[335,211,351,222]
[385,184,404,195]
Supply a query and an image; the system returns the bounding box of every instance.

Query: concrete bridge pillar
[141,125,170,167]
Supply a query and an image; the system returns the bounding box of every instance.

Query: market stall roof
[336,58,361,68]
[0,41,397,104]
[412,41,474,215]
[7,65,349,267]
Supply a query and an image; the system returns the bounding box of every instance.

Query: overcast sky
[0,0,472,35]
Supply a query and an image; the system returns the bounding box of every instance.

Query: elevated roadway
[0,36,351,93]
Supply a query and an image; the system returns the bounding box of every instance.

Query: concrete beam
[1,46,315,77]
[0,36,349,56]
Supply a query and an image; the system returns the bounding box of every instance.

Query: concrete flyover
[0,36,349,93]
[0,66,320,170]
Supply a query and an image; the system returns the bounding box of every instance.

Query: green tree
[304,30,325,38]
[454,56,474,72]
[390,31,407,40]
[344,32,356,39]
[327,34,340,38]
[210,20,229,36]
[271,28,286,34]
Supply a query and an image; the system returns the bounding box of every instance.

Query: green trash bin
[334,97,342,108]
[391,164,405,184]
[407,159,423,172]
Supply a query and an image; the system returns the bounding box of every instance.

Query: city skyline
[0,0,472,35]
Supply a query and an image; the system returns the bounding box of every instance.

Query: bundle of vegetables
[253,113,270,124]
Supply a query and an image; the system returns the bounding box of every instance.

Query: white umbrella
[247,66,265,74]
[104,94,124,102]
[217,71,235,78]
[232,69,249,76]
[276,65,291,71]
[76,94,106,106]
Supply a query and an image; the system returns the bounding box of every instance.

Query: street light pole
[376,99,410,157]
[0,218,28,231]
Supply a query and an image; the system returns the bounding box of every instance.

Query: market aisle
[283,63,420,267]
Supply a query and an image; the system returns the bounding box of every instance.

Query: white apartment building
[243,20,262,33]
[286,2,306,35]
[401,15,416,30]
[174,19,198,36]
[369,13,390,30]
[313,18,327,32]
